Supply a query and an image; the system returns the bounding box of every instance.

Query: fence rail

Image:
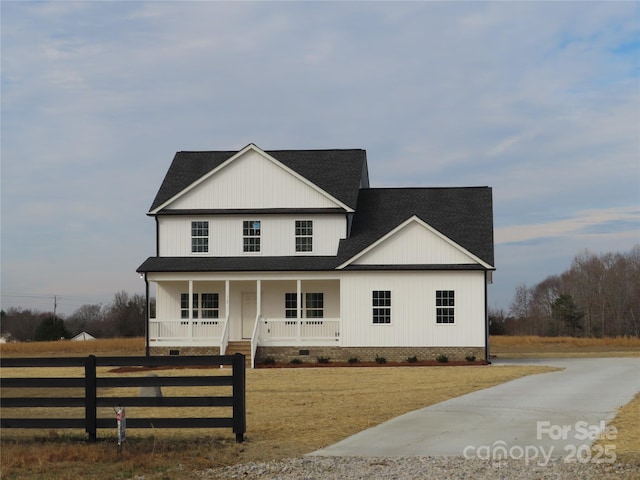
[0,354,246,442]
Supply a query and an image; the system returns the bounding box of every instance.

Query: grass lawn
[490,335,640,358]
[1,336,638,479]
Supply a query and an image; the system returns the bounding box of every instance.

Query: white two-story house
[137,144,495,366]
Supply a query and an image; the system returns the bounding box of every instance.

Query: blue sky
[1,1,639,316]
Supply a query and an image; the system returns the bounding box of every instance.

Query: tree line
[491,246,640,337]
[0,291,152,342]
[4,247,639,341]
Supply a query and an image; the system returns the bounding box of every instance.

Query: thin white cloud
[495,206,640,245]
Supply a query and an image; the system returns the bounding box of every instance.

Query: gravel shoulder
[202,456,640,480]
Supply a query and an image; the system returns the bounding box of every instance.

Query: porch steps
[225,341,252,368]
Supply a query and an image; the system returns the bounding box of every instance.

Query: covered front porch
[147,275,341,366]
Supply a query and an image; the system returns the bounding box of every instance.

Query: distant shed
[71,331,96,341]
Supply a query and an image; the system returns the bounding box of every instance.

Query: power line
[0,293,116,315]
[1,293,113,304]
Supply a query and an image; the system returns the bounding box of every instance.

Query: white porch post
[256,280,261,318]
[225,280,230,318]
[188,280,194,341]
[296,279,302,342]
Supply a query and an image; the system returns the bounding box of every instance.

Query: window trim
[191,221,209,254]
[285,292,298,319]
[295,220,313,253]
[200,293,220,320]
[181,292,220,323]
[284,292,324,319]
[436,290,455,324]
[305,292,324,319]
[372,290,391,324]
[243,220,261,253]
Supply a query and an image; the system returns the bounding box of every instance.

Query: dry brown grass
[490,335,640,358]
[1,362,556,479]
[594,392,640,465]
[0,337,145,357]
[1,336,639,479]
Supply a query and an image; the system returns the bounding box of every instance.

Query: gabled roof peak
[149,146,369,212]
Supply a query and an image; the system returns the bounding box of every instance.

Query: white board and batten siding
[352,220,477,265]
[340,220,487,347]
[340,270,486,347]
[168,149,342,211]
[158,214,346,256]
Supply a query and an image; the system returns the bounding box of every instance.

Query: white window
[295,220,313,252]
[181,293,219,322]
[436,290,455,324]
[181,293,199,320]
[285,293,297,319]
[191,221,208,253]
[305,292,323,318]
[201,293,220,320]
[284,292,324,319]
[243,220,261,252]
[372,290,391,324]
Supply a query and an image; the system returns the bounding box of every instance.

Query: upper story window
[436,290,455,324]
[191,221,209,253]
[243,220,261,252]
[372,290,391,324]
[295,220,313,252]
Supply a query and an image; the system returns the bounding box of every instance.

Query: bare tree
[507,246,640,337]
[66,304,104,337]
[1,308,51,341]
[105,291,146,338]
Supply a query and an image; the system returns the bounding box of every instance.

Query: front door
[241,292,257,339]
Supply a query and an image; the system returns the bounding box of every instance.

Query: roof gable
[152,144,352,212]
[338,216,492,269]
[337,188,494,267]
[149,144,368,213]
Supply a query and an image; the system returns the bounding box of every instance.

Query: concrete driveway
[310,358,640,462]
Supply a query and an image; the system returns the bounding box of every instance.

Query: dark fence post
[84,355,97,442]
[231,353,246,443]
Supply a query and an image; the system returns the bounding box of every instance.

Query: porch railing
[258,318,340,345]
[149,317,341,349]
[219,314,230,355]
[149,319,226,345]
[250,314,261,369]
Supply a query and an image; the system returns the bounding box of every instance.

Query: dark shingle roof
[337,187,494,267]
[137,256,341,272]
[139,146,494,272]
[149,147,368,212]
[137,187,494,272]
[136,257,488,273]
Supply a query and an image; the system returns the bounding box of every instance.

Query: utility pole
[54,295,58,319]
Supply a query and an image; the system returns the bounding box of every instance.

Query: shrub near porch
[256,345,485,364]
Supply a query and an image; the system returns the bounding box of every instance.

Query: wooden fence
[0,354,246,442]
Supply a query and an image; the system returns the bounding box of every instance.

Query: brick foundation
[149,346,221,356]
[256,346,485,364]
[149,345,485,364]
